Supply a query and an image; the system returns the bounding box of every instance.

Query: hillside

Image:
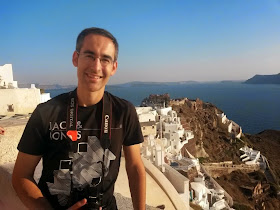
[245,130,280,184]
[244,73,280,84]
[172,101,243,163]
[170,99,280,209]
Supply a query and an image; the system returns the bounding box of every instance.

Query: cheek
[105,68,116,77]
[77,68,84,79]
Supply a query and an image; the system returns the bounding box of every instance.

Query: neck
[76,87,104,107]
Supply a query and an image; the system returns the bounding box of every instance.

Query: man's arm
[123,144,146,210]
[12,151,53,209]
[12,152,88,210]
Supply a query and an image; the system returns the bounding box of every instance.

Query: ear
[72,51,78,67]
[110,61,118,76]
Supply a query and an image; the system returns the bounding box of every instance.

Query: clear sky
[1,0,280,85]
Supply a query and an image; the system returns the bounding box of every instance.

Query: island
[244,73,280,85]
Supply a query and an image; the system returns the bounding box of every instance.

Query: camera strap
[66,89,112,148]
[66,89,112,207]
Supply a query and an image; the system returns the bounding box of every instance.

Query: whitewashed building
[240,146,261,165]
[0,64,18,88]
[0,64,51,115]
[138,106,194,164]
[216,112,242,139]
[190,176,210,209]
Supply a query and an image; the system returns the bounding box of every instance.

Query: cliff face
[172,100,280,209]
[245,130,280,183]
[244,73,280,84]
[216,170,280,209]
[172,100,243,164]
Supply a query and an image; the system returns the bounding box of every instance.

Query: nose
[90,57,102,72]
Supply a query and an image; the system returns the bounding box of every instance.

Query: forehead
[80,34,116,55]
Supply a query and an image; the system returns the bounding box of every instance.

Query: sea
[46,82,280,135]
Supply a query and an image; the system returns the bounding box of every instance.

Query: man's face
[72,34,117,93]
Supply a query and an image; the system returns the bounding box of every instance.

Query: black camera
[69,184,103,210]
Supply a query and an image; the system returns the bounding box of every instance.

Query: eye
[85,54,94,59]
[100,58,111,64]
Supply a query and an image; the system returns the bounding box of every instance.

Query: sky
[1,0,280,85]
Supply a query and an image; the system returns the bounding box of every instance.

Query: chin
[78,79,108,93]
[87,84,105,93]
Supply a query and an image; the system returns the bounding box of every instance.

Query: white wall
[0,64,14,87]
[164,123,178,133]
[136,106,153,114]
[163,164,189,208]
[142,158,189,210]
[185,130,194,140]
[217,113,225,118]
[157,107,172,116]
[221,115,227,124]
[40,93,51,103]
[228,122,233,133]
[0,89,40,115]
[138,113,156,122]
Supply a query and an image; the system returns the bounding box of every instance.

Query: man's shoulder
[36,91,70,111]
[105,91,134,109]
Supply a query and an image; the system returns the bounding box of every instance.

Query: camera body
[69,185,103,210]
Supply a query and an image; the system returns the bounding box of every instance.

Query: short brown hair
[76,27,119,61]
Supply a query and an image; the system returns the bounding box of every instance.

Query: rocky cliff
[171,99,280,209]
[171,99,243,164]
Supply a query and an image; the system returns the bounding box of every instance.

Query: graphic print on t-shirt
[49,120,83,141]
[47,120,116,207]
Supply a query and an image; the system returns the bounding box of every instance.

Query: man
[12,27,146,210]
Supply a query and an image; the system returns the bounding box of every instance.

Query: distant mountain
[220,80,244,84]
[244,73,280,84]
[112,81,199,87]
[18,84,76,90]
[39,84,76,90]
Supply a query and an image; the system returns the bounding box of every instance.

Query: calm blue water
[46,83,280,134]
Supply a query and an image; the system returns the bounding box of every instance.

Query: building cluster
[190,176,231,210]
[136,106,194,162]
[136,104,233,210]
[239,146,262,166]
[216,112,242,139]
[0,64,50,116]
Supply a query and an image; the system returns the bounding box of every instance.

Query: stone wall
[169,98,187,106]
[203,162,260,178]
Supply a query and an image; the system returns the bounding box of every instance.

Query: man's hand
[68,198,87,210]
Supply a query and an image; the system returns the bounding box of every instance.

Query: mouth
[86,73,103,80]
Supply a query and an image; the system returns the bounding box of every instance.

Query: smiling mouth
[86,73,103,79]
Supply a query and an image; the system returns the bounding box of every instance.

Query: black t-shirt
[17,91,143,209]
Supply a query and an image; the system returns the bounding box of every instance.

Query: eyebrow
[82,50,114,61]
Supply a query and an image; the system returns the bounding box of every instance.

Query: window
[7,104,14,112]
